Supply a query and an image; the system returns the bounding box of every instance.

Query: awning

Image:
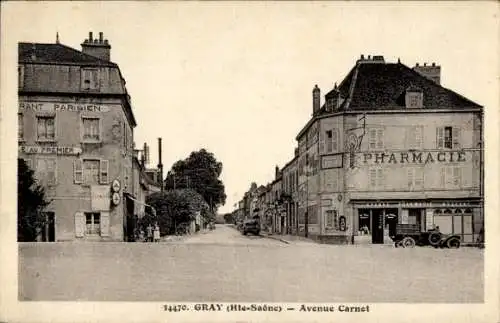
[124,193,157,216]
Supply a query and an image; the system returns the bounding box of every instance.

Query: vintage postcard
[1,1,499,323]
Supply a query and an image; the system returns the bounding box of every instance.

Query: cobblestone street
[19,225,483,303]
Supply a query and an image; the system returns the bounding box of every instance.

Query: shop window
[358,211,370,235]
[85,212,101,235]
[369,128,384,150]
[37,116,55,141]
[437,126,461,149]
[434,209,453,234]
[82,117,101,142]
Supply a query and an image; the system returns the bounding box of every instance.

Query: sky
[2,2,498,214]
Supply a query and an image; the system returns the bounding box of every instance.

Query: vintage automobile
[242,219,260,236]
[391,224,461,249]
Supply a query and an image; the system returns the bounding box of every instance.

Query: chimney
[81,31,111,61]
[413,62,441,85]
[275,165,280,178]
[294,147,299,157]
[312,84,320,115]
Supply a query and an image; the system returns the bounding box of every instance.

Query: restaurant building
[295,55,483,244]
[18,32,146,242]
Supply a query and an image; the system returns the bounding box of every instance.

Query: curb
[260,234,290,244]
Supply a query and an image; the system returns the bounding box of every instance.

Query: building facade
[18,32,144,242]
[294,55,483,244]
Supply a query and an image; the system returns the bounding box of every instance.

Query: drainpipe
[158,137,163,193]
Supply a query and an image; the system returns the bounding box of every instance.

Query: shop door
[371,210,384,244]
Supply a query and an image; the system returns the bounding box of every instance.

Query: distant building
[18,32,144,242]
[295,55,483,244]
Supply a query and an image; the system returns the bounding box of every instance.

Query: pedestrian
[154,223,160,243]
[146,224,153,242]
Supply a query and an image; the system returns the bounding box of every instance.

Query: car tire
[402,236,416,248]
[446,237,460,249]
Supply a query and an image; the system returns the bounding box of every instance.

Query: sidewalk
[261,232,317,245]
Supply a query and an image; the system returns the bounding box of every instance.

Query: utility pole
[158,138,163,193]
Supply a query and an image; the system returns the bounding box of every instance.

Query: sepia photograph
[1,1,499,323]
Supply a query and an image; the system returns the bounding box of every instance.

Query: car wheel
[428,232,442,246]
[446,237,460,249]
[402,236,416,248]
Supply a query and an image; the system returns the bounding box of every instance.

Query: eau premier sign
[361,150,467,165]
[19,101,110,113]
[19,145,82,155]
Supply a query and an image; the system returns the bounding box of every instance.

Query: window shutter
[100,160,109,184]
[415,168,423,188]
[452,127,461,149]
[332,129,338,152]
[100,211,110,237]
[75,212,85,238]
[407,168,414,188]
[319,129,325,154]
[376,129,384,149]
[74,159,83,184]
[439,167,445,187]
[47,159,57,185]
[436,127,444,149]
[452,167,461,186]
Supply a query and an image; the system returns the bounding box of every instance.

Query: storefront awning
[124,193,157,216]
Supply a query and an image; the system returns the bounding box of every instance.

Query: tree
[164,149,227,210]
[145,189,209,235]
[18,158,51,242]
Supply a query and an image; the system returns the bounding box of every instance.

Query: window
[325,209,338,229]
[81,68,99,90]
[18,66,24,88]
[369,168,385,189]
[325,129,338,153]
[437,126,460,149]
[407,168,424,190]
[369,128,384,150]
[82,117,100,142]
[37,116,55,141]
[85,213,101,235]
[35,158,57,186]
[18,113,24,140]
[406,126,423,149]
[440,166,461,188]
[83,160,100,185]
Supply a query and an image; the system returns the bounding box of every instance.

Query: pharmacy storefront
[352,199,483,244]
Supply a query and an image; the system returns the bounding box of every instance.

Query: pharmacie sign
[19,145,82,155]
[19,101,110,113]
[362,150,467,165]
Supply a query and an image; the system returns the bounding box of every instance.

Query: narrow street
[19,225,483,303]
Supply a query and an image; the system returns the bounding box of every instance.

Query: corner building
[296,56,483,244]
[18,32,138,242]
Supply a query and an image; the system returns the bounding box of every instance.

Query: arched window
[434,209,442,215]
[444,209,452,214]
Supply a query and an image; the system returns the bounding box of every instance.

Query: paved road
[19,225,484,302]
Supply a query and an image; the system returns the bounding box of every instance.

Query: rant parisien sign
[362,150,467,165]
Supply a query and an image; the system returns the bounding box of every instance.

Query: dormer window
[405,86,423,109]
[81,68,100,91]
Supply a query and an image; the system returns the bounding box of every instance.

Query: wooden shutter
[452,127,461,149]
[376,129,384,149]
[440,167,446,188]
[100,211,110,237]
[332,129,338,152]
[74,159,83,184]
[319,129,325,154]
[407,168,414,189]
[452,167,461,187]
[436,127,444,149]
[99,160,109,184]
[75,212,85,238]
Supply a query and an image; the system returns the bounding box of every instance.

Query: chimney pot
[89,32,93,41]
[361,54,365,60]
[416,63,419,67]
[367,55,371,59]
[424,62,427,66]
[432,62,435,67]
[99,32,103,42]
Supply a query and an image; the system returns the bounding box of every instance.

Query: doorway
[42,212,55,242]
[371,209,384,244]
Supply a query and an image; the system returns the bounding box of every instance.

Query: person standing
[153,223,160,243]
[146,224,153,242]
